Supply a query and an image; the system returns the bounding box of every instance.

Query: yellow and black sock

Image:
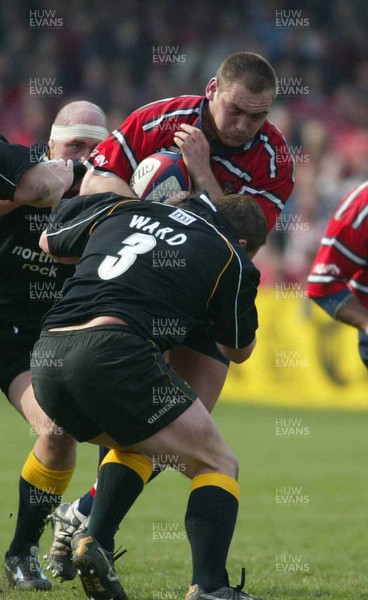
[185,473,240,592]
[87,450,152,552]
[8,451,74,556]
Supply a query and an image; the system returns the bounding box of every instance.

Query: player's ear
[239,238,247,249]
[48,138,55,154]
[206,78,218,101]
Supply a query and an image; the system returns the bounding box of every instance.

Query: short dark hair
[214,194,267,253]
[216,52,277,99]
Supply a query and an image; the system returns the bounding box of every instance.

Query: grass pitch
[0,400,367,599]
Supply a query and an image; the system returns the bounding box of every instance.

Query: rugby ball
[130,151,192,202]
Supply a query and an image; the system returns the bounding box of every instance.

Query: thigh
[169,346,228,412]
[94,399,237,479]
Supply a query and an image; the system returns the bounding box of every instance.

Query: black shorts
[0,329,36,397]
[31,325,197,446]
[183,325,230,366]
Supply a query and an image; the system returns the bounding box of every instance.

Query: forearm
[191,168,224,200]
[14,163,66,207]
[80,169,137,197]
[335,296,368,334]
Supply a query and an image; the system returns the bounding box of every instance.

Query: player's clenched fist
[174,124,211,182]
[44,158,74,192]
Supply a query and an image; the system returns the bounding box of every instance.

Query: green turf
[0,399,368,599]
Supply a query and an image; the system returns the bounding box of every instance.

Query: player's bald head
[48,101,109,163]
[53,100,107,128]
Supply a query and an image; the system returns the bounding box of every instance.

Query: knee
[186,425,239,480]
[223,448,239,479]
[212,446,238,480]
[185,449,238,480]
[38,429,76,460]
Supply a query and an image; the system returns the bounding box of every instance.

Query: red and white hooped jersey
[85,95,295,232]
[307,181,368,307]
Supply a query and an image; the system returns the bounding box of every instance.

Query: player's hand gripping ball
[130,151,192,203]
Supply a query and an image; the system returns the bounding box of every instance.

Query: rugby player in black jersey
[0,102,109,590]
[32,190,266,600]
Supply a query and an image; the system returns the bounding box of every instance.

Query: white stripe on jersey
[199,192,217,211]
[350,280,368,294]
[321,237,368,266]
[238,184,284,210]
[160,202,244,349]
[0,172,16,188]
[142,108,201,132]
[112,129,138,171]
[211,156,251,182]
[335,180,368,220]
[46,204,116,238]
[259,134,276,178]
[307,274,339,283]
[183,211,243,349]
[353,205,368,229]
[267,118,296,182]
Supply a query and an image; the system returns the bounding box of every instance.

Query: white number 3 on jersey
[98,233,157,280]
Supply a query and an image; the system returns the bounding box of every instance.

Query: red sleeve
[85,111,159,182]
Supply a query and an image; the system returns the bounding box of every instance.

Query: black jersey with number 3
[43,192,260,351]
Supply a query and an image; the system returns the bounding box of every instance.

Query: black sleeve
[209,254,260,349]
[46,192,136,257]
[0,141,35,200]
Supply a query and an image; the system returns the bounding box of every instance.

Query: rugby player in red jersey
[308,181,368,368]
[82,52,294,233]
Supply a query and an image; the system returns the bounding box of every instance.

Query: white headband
[50,124,109,141]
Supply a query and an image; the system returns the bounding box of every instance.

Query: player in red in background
[308,181,368,368]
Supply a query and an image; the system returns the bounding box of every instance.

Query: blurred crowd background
[1,0,367,283]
